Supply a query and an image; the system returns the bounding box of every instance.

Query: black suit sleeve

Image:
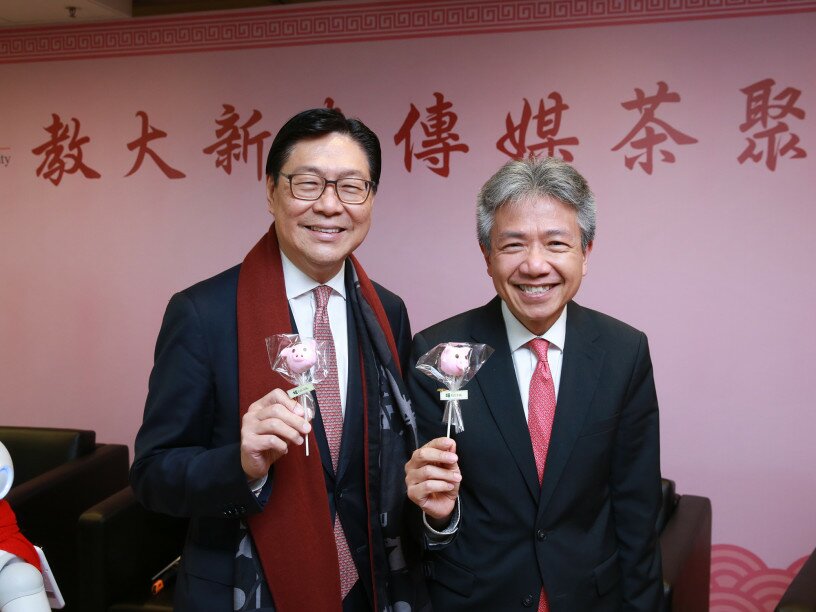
[130,291,261,519]
[612,332,663,611]
[393,300,412,374]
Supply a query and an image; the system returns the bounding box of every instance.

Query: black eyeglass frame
[280,172,376,205]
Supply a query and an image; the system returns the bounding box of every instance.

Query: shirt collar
[500,300,567,353]
[280,250,347,301]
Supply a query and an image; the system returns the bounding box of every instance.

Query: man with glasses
[132,108,429,612]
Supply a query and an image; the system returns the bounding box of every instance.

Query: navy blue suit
[131,264,411,610]
[408,298,662,611]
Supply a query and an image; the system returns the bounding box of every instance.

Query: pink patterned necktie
[527,337,556,612]
[312,284,359,598]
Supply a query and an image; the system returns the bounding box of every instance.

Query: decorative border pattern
[2,0,816,64]
[710,544,809,611]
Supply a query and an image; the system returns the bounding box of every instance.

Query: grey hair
[476,157,596,252]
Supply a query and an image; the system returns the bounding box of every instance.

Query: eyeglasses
[281,173,375,205]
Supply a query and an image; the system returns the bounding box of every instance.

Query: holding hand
[240,388,311,480]
[405,437,461,524]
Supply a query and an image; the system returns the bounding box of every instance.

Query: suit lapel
[538,301,605,513]
[471,298,540,502]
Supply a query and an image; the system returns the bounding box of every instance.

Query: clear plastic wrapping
[415,342,494,435]
[265,334,330,456]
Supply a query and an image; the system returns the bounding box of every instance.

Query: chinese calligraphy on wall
[27,79,807,186]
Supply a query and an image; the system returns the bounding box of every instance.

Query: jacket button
[536,529,547,541]
[522,594,534,607]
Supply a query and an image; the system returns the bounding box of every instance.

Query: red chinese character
[394,92,469,177]
[125,111,185,179]
[203,105,271,181]
[497,94,579,161]
[738,78,806,171]
[612,81,697,175]
[324,97,342,113]
[31,114,101,185]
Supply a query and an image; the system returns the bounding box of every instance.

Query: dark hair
[265,108,381,192]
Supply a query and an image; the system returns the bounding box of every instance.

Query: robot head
[0,441,13,500]
[439,344,471,378]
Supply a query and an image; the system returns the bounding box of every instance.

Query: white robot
[0,442,50,612]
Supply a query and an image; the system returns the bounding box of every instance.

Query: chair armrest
[78,486,187,612]
[660,494,712,612]
[6,443,128,511]
[776,548,816,612]
[0,426,96,485]
[6,443,130,610]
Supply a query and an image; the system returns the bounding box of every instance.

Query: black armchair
[78,486,186,612]
[776,547,816,611]
[1,425,130,611]
[658,478,713,611]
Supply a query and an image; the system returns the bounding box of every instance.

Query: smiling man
[405,157,662,611]
[132,109,428,612]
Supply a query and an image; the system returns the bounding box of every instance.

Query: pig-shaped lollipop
[439,344,471,378]
[282,339,317,374]
[416,342,493,436]
[266,334,330,456]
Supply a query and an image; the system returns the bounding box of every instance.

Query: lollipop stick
[298,394,310,456]
[446,412,452,438]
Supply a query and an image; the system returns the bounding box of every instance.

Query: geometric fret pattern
[2,0,816,64]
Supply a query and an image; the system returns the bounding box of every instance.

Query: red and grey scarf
[236,225,427,612]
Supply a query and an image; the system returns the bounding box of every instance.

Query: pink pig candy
[283,339,317,374]
[439,344,471,377]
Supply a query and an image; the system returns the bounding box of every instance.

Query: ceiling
[0,0,343,29]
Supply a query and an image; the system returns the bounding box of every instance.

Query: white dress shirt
[281,251,349,416]
[501,301,567,418]
[250,252,350,493]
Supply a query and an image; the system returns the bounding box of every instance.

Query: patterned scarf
[236,225,429,612]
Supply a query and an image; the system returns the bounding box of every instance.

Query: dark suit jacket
[130,263,412,611]
[408,298,662,612]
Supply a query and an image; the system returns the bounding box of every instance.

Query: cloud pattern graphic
[710,544,809,611]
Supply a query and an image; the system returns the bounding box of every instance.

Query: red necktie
[312,285,359,598]
[527,338,557,612]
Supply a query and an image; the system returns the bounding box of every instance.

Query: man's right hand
[405,437,461,525]
[240,388,311,480]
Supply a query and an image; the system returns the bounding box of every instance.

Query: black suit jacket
[131,263,412,610]
[408,298,662,612]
